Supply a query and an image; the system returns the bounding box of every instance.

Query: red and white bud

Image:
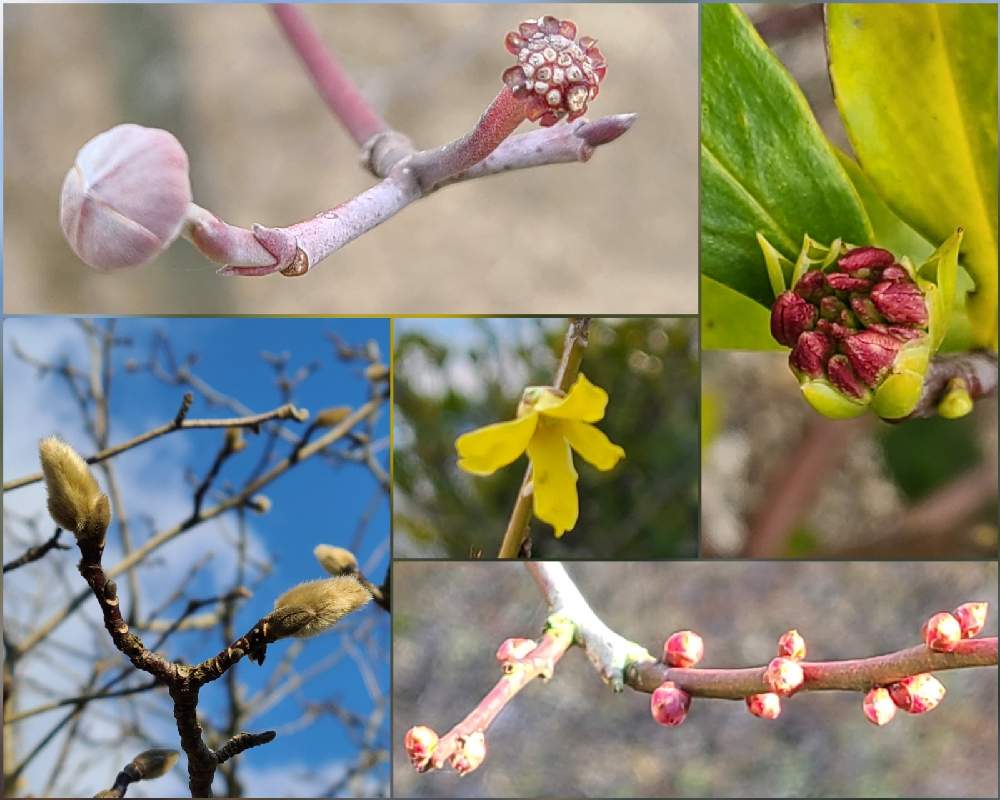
[663,630,704,668]
[495,638,538,663]
[776,629,807,661]
[450,731,486,776]
[862,687,896,726]
[952,602,988,639]
[404,725,439,771]
[745,692,782,720]
[765,656,804,697]
[921,612,962,653]
[650,681,691,727]
[60,124,192,271]
[889,673,946,714]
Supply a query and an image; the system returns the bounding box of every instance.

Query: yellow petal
[456,413,537,475]
[527,421,579,537]
[563,421,625,471]
[539,374,608,423]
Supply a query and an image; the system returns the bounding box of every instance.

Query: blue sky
[3,316,390,797]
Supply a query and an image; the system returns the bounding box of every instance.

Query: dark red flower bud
[870,280,928,325]
[826,354,869,400]
[826,273,872,293]
[793,269,828,302]
[842,330,901,386]
[850,295,884,327]
[837,246,895,272]
[880,265,909,282]
[770,291,817,347]
[789,331,833,378]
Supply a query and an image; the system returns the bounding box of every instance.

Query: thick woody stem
[269,4,389,146]
[907,351,998,419]
[497,318,592,558]
[427,624,573,771]
[628,638,999,697]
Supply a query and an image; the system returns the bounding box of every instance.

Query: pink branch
[628,638,998,698]
[270,4,389,147]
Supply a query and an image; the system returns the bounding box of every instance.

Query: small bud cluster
[749,629,808,720]
[771,246,929,405]
[649,630,703,727]
[502,16,606,127]
[863,602,989,726]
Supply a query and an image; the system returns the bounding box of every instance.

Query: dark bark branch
[3,529,71,573]
[214,730,277,765]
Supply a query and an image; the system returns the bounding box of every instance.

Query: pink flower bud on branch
[663,630,704,668]
[745,692,782,720]
[404,726,439,771]
[777,629,807,661]
[862,687,896,726]
[922,612,963,653]
[889,673,946,714]
[650,681,691,727]
[766,656,805,697]
[953,602,989,639]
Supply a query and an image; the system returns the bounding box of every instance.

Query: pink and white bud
[403,725,439,770]
[60,124,192,271]
[921,612,962,653]
[663,630,704,668]
[495,638,538,663]
[765,656,804,697]
[776,629,807,661]
[650,681,691,727]
[889,673,946,714]
[450,731,486,776]
[745,692,782,720]
[952,602,989,638]
[862,687,896,726]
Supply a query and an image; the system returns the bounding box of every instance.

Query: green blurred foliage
[393,318,699,558]
[879,414,982,502]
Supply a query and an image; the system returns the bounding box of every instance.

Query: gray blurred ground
[393,561,998,798]
[3,4,697,315]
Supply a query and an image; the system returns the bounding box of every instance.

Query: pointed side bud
[765,657,804,697]
[450,731,486,776]
[404,726,439,771]
[921,612,962,653]
[952,602,988,639]
[650,681,691,727]
[745,692,782,720]
[776,629,807,661]
[862,687,896,726]
[663,630,704,668]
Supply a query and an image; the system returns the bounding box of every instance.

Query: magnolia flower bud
[663,630,704,668]
[952,602,989,638]
[364,363,390,383]
[765,657,804,697]
[127,748,180,780]
[921,612,962,652]
[38,436,110,540]
[862,687,896,726]
[745,692,781,720]
[889,673,946,714]
[450,731,486,776]
[496,638,538,663]
[313,544,359,576]
[269,575,371,639]
[650,681,691,727]
[776,629,806,661]
[404,725,439,771]
[314,406,352,428]
[60,124,192,271]
[223,427,246,454]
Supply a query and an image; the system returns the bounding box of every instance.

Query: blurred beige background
[394,561,998,798]
[4,4,697,315]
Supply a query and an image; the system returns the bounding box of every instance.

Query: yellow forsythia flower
[455,374,625,537]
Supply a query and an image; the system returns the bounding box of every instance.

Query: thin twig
[3,529,71,573]
[497,318,592,559]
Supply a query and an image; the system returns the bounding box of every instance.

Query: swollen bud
[663,630,704,668]
[314,406,353,428]
[60,124,192,271]
[38,436,110,540]
[745,692,781,720]
[650,681,691,727]
[269,575,371,639]
[450,731,486,776]
[127,748,180,780]
[776,629,806,661]
[889,673,946,714]
[862,687,896,726]
[921,612,962,653]
[952,602,988,638]
[765,657,804,697]
[496,638,538,663]
[313,544,359,576]
[404,725,439,771]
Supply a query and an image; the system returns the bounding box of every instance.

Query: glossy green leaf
[828,3,998,349]
[701,275,781,350]
[701,3,872,309]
